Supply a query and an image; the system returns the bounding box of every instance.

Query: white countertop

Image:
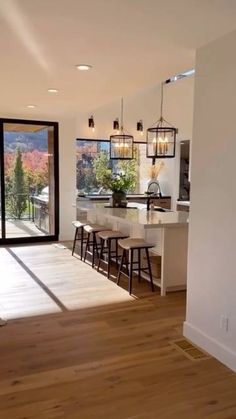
[78,194,171,200]
[177,200,190,206]
[77,202,189,229]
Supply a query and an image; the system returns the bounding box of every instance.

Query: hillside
[4,129,48,153]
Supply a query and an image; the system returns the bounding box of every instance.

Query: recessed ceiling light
[27,105,36,108]
[48,88,58,93]
[76,64,92,71]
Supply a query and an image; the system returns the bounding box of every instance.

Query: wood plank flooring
[0,243,236,419]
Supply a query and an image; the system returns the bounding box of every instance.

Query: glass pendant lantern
[110,98,133,160]
[146,82,177,164]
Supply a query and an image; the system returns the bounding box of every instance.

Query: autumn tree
[7,148,27,219]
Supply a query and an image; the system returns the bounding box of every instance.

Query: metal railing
[5,193,34,221]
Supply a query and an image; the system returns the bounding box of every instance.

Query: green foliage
[6,148,27,219]
[93,152,137,193]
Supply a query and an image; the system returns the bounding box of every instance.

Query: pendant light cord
[160,82,164,120]
[120,97,124,131]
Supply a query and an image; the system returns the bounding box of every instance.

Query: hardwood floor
[0,243,236,418]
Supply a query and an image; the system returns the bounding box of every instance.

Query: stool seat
[72,220,87,228]
[118,238,154,250]
[98,230,127,240]
[84,224,107,234]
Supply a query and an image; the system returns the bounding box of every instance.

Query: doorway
[179,140,190,201]
[0,119,59,244]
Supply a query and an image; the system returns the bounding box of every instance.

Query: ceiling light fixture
[76,64,92,71]
[110,98,133,160]
[27,104,36,108]
[137,119,144,135]
[48,88,58,93]
[88,115,95,132]
[146,82,177,164]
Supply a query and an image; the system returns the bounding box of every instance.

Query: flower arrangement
[93,152,137,193]
[148,161,164,179]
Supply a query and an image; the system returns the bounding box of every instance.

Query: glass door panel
[3,122,58,240]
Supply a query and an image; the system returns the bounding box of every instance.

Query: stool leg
[84,233,90,262]
[107,239,111,279]
[80,227,84,260]
[129,249,133,295]
[72,227,78,256]
[97,238,104,273]
[115,239,118,265]
[92,232,96,268]
[138,248,141,282]
[145,248,154,292]
[117,249,125,285]
[125,250,129,275]
[94,233,99,258]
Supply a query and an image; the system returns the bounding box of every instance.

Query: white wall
[76,76,194,208]
[58,117,76,240]
[184,30,236,371]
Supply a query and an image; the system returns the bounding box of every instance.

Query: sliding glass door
[0,119,59,243]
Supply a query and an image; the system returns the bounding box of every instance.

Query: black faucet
[147,194,155,211]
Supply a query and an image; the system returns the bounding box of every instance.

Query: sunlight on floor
[0,244,133,320]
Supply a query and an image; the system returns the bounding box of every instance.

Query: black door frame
[0,118,59,244]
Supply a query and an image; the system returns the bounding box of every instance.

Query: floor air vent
[171,339,211,361]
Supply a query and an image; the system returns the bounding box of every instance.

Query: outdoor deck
[0,220,46,238]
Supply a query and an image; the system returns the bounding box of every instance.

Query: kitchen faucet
[146,180,162,211]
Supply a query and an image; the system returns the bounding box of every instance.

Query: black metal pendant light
[110,98,133,160]
[146,82,177,163]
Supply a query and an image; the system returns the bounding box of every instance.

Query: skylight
[165,69,195,84]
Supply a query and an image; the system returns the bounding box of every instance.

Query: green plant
[93,152,137,193]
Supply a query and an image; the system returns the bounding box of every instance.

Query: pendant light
[110,98,133,160]
[146,82,177,163]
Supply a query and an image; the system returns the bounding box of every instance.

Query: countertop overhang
[78,194,171,201]
[77,202,189,228]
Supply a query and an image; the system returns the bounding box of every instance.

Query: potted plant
[93,152,137,207]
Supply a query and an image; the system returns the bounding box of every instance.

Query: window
[165,69,195,84]
[76,139,146,195]
[76,139,116,194]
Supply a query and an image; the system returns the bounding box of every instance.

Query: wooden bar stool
[72,221,88,260]
[97,230,128,278]
[83,224,108,268]
[117,238,155,295]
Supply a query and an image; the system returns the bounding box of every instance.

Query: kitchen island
[77,201,188,296]
[78,194,171,208]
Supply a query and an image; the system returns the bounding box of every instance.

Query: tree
[7,148,27,219]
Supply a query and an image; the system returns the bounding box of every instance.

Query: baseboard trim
[183,321,236,372]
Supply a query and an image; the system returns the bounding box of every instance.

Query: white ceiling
[1,0,236,118]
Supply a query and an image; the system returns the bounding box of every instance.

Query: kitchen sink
[154,207,172,212]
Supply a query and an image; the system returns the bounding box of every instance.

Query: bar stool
[117,238,155,295]
[72,220,88,260]
[97,230,128,278]
[83,224,108,268]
